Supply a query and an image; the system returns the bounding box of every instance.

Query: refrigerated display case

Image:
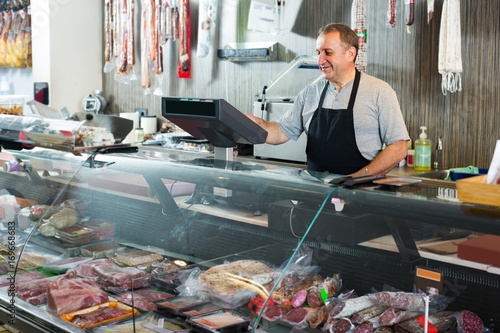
[0,147,499,332]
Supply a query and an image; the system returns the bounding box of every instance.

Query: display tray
[60,301,139,329]
[155,296,209,316]
[181,302,223,317]
[187,309,251,333]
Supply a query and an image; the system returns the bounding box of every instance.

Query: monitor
[161,97,268,148]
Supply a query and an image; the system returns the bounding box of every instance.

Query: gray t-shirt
[277,72,410,161]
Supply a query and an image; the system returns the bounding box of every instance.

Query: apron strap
[347,70,361,110]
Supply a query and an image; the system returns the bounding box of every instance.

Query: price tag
[414,266,443,293]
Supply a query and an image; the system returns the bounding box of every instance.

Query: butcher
[247,23,409,176]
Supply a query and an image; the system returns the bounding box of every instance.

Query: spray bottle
[414,126,432,171]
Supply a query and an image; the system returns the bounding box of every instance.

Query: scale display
[162,98,267,148]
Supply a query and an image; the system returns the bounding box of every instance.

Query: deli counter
[0,147,499,332]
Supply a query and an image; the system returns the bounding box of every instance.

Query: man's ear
[346,46,357,62]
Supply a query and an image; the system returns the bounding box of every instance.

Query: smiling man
[247,23,409,176]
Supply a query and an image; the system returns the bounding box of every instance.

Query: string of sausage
[351,0,367,73]
[404,0,414,33]
[387,0,397,28]
[127,0,135,71]
[154,0,163,74]
[104,0,112,62]
[141,0,150,88]
[117,0,128,74]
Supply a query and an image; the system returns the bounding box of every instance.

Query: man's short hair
[318,23,359,62]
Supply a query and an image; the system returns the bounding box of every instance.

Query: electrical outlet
[135,108,148,117]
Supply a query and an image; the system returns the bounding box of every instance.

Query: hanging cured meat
[141,0,151,89]
[438,0,462,95]
[351,0,367,73]
[404,0,414,33]
[178,0,191,78]
[428,0,435,24]
[127,0,135,74]
[387,0,397,28]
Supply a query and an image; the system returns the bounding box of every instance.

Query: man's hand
[350,140,408,176]
[245,114,290,145]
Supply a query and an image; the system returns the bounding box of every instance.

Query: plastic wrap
[92,259,150,292]
[455,310,488,333]
[42,256,93,274]
[114,288,173,311]
[46,278,109,316]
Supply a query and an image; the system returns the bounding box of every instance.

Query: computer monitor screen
[162,98,268,148]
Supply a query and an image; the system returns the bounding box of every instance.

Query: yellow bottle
[414,126,432,171]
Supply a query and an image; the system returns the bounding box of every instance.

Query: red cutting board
[457,235,500,266]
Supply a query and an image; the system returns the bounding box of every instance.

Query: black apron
[306,70,370,174]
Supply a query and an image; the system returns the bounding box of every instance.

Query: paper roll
[141,116,157,134]
[120,112,140,144]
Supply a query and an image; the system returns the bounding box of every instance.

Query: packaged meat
[262,304,292,322]
[188,310,251,333]
[0,271,46,288]
[394,311,456,333]
[457,310,484,333]
[81,243,125,259]
[61,301,139,328]
[42,256,93,274]
[92,259,150,292]
[155,295,207,315]
[113,249,163,266]
[182,302,223,317]
[44,208,78,229]
[81,220,115,240]
[46,278,109,316]
[16,270,77,306]
[114,288,173,311]
[75,258,114,277]
[283,307,312,329]
[351,305,389,324]
[55,225,94,244]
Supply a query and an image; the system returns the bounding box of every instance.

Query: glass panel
[0,148,499,331]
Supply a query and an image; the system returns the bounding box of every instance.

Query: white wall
[32,0,103,114]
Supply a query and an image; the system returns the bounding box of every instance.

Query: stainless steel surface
[413,169,450,180]
[253,101,307,163]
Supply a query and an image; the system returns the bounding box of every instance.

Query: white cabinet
[31,0,103,114]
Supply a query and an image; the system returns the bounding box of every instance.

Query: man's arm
[350,140,408,176]
[246,114,290,145]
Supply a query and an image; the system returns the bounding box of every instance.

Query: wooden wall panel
[103,0,500,169]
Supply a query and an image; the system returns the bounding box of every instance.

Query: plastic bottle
[414,126,432,171]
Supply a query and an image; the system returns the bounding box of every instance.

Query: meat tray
[187,309,251,333]
[55,225,94,244]
[181,302,223,317]
[155,296,209,316]
[152,271,182,292]
[81,220,115,240]
[60,301,139,329]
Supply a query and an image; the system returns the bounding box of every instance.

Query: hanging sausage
[351,0,367,73]
[178,0,191,78]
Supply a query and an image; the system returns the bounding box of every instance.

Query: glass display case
[0,147,499,332]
